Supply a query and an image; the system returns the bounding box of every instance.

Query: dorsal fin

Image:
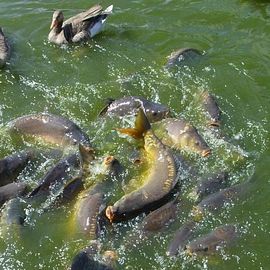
[116,108,151,139]
[98,98,115,116]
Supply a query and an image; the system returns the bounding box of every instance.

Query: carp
[141,198,178,233]
[99,96,170,123]
[105,108,180,222]
[167,220,197,256]
[185,224,238,255]
[201,91,221,127]
[152,118,211,157]
[8,113,94,157]
[0,182,28,207]
[0,150,34,187]
[191,171,229,202]
[166,48,202,68]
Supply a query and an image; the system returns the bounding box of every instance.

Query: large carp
[185,224,238,255]
[8,113,94,156]
[99,96,170,123]
[0,151,34,187]
[152,118,211,157]
[105,108,180,222]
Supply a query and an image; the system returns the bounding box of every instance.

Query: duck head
[50,10,64,30]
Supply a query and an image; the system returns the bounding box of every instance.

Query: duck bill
[50,19,57,30]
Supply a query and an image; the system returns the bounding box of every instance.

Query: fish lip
[209,120,220,127]
[105,206,115,222]
[104,155,115,165]
[202,149,211,157]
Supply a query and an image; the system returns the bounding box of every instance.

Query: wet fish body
[8,113,92,150]
[167,220,197,256]
[194,172,229,202]
[166,48,202,68]
[194,181,249,214]
[76,191,104,238]
[0,151,33,187]
[0,182,28,207]
[99,96,170,123]
[185,224,238,255]
[29,153,81,198]
[201,91,221,127]
[1,197,27,225]
[153,118,211,157]
[106,109,180,222]
[141,198,178,233]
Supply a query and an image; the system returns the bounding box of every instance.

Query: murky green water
[0,0,270,269]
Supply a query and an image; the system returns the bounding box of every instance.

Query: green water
[0,0,270,269]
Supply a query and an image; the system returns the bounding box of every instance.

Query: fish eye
[152,112,157,116]
[195,141,200,146]
[203,247,208,252]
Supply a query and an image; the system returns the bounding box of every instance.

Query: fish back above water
[0,150,34,187]
[8,113,93,150]
[99,96,170,123]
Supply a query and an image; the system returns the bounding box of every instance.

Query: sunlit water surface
[0,0,270,269]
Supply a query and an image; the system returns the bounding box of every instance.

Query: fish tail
[116,108,151,139]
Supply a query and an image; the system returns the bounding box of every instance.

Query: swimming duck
[0,27,11,68]
[48,4,113,45]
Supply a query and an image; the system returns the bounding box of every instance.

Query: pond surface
[0,0,270,269]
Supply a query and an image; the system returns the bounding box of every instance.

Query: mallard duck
[48,4,113,45]
[0,27,11,68]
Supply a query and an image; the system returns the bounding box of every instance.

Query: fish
[70,243,116,270]
[191,171,229,202]
[0,150,34,187]
[167,220,197,256]
[29,153,82,198]
[166,48,202,68]
[152,118,211,157]
[105,108,180,222]
[8,113,94,157]
[99,96,170,123]
[0,27,11,68]
[0,197,27,225]
[141,198,178,233]
[201,91,221,127]
[185,224,238,255]
[74,156,123,237]
[0,182,28,207]
[192,181,250,218]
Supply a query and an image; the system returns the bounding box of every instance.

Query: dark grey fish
[29,153,81,198]
[193,181,249,216]
[166,48,202,68]
[167,220,197,256]
[70,246,115,270]
[0,27,11,68]
[185,224,238,255]
[0,182,28,207]
[1,197,27,225]
[201,91,221,127]
[193,172,229,202]
[141,198,178,233]
[8,113,94,156]
[99,96,170,123]
[153,118,211,157]
[0,151,34,187]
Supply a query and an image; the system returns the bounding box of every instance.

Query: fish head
[179,130,211,157]
[144,104,171,122]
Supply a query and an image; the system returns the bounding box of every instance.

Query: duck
[0,27,11,68]
[48,4,113,45]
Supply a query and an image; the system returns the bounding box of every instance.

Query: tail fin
[116,108,151,139]
[103,5,113,14]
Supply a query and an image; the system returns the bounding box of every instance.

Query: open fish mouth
[105,206,115,222]
[209,120,220,127]
[202,149,211,157]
